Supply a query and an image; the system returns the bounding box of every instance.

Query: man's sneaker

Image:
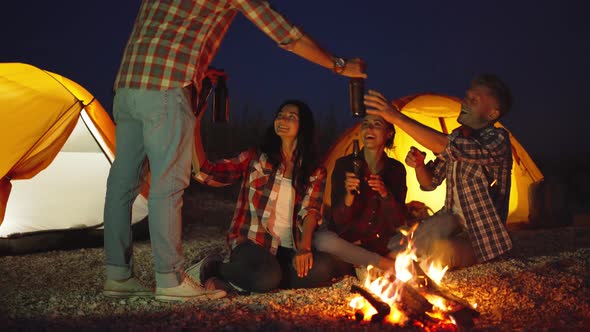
[185,252,223,285]
[155,277,226,302]
[103,277,153,298]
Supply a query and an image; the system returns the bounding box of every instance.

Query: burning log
[350,284,390,323]
[354,310,364,322]
[413,261,480,318]
[351,282,438,325]
[397,282,433,318]
[410,261,480,332]
[348,231,481,330]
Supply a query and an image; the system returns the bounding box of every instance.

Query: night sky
[2,0,589,163]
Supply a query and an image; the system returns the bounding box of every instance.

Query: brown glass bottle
[213,75,229,123]
[350,139,363,195]
[349,78,366,117]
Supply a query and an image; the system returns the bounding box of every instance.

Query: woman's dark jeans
[218,240,337,293]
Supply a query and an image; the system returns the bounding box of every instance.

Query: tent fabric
[1,65,81,221]
[0,63,148,242]
[322,93,543,224]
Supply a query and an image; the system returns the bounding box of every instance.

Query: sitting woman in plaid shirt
[187,99,337,293]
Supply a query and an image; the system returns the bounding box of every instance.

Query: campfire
[348,226,479,330]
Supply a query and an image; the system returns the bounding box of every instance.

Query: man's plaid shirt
[423,125,513,262]
[114,0,302,91]
[195,149,326,254]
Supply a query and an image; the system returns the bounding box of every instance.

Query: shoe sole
[185,253,223,285]
[103,290,153,298]
[154,290,227,302]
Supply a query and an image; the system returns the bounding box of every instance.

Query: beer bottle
[350,139,363,195]
[213,74,229,123]
[349,78,366,117]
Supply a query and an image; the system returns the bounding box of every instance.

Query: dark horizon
[2,0,589,164]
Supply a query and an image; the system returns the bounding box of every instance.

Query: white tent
[0,112,148,238]
[0,63,148,253]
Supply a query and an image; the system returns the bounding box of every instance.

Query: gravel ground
[1,191,589,331]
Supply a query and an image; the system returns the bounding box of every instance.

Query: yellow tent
[322,93,544,224]
[0,63,147,239]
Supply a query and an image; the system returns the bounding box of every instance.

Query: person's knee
[225,241,282,292]
[428,239,472,270]
[148,178,189,198]
[430,239,452,256]
[247,262,282,292]
[105,177,140,202]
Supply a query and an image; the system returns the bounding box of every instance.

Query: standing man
[102,0,367,302]
[365,74,513,269]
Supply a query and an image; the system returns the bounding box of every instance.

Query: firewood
[350,284,390,322]
[398,282,434,318]
[413,261,480,318]
[370,311,389,324]
[354,310,364,322]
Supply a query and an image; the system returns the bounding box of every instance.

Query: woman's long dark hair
[260,100,318,195]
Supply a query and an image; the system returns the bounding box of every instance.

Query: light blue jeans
[388,212,477,269]
[313,230,383,267]
[104,86,195,288]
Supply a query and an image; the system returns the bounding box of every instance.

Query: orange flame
[348,225,459,326]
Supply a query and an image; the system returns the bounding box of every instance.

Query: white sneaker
[103,277,153,298]
[155,277,226,302]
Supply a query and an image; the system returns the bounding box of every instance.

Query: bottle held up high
[349,78,366,117]
[350,139,364,195]
[213,74,229,123]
